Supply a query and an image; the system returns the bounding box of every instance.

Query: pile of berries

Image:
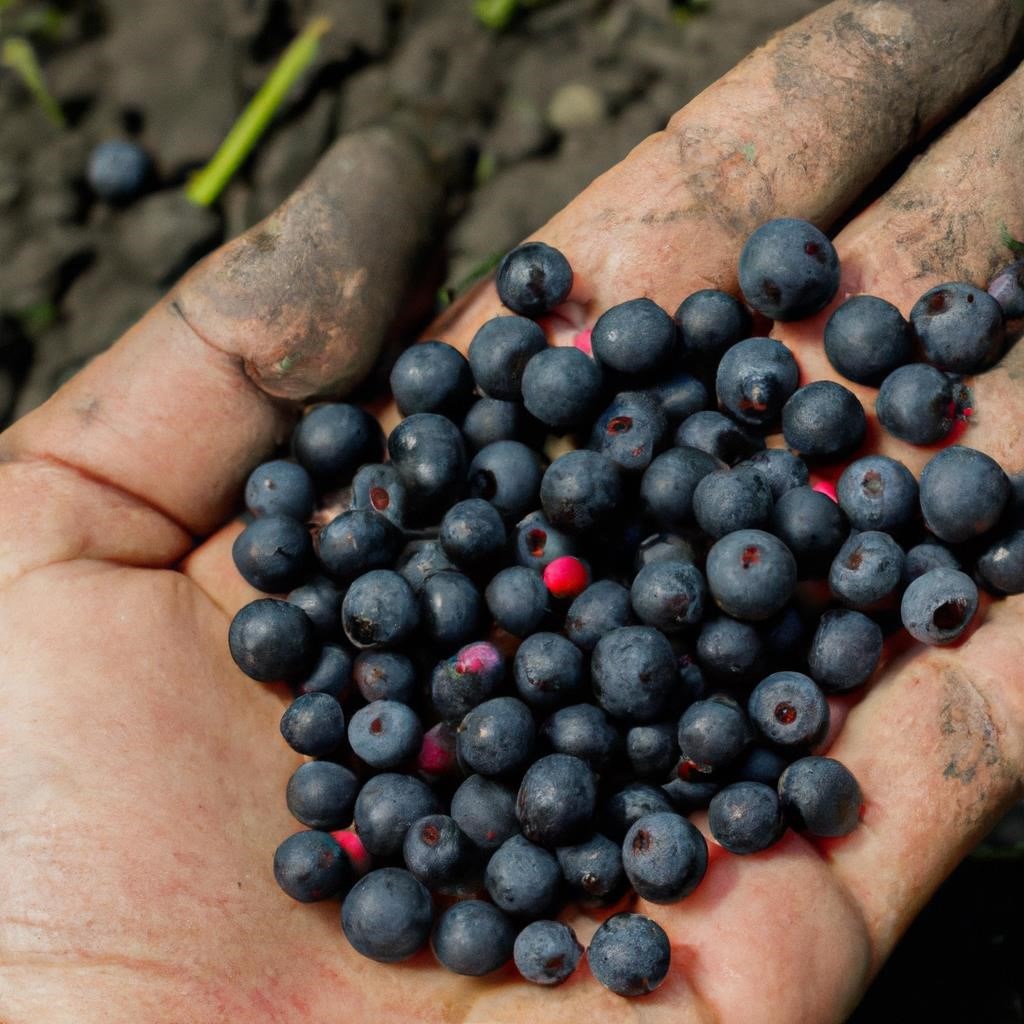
[228,217,1024,997]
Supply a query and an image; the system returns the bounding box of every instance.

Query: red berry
[331,830,371,876]
[543,556,590,599]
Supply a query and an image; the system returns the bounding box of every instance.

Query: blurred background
[0,1,1020,1019]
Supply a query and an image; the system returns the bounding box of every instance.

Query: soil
[0,0,1021,1019]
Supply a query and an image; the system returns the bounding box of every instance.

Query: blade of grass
[185,16,331,208]
[1,35,64,127]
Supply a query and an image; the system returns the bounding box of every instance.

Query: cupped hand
[2,3,1024,1022]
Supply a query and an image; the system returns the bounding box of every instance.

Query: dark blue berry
[348,700,423,769]
[708,781,785,854]
[390,340,473,418]
[229,598,317,682]
[876,363,958,445]
[731,745,790,787]
[293,403,383,485]
[600,783,675,840]
[232,514,313,593]
[317,509,403,580]
[675,288,752,363]
[457,697,536,777]
[431,641,505,720]
[589,391,668,473]
[396,540,455,594]
[903,542,960,585]
[693,467,774,539]
[770,485,847,577]
[496,242,573,318]
[516,753,597,846]
[514,632,585,710]
[807,609,882,693]
[737,448,809,500]
[353,773,442,858]
[977,528,1024,594]
[587,913,671,997]
[763,605,806,665]
[748,671,829,751]
[387,413,467,520]
[987,260,1024,319]
[662,773,722,812]
[837,455,918,535]
[245,459,315,520]
[911,282,1004,373]
[468,315,548,399]
[485,834,561,916]
[626,722,678,780]
[280,692,345,756]
[565,580,633,651]
[521,346,603,433]
[591,626,678,723]
[591,298,676,375]
[739,218,840,320]
[556,834,626,902]
[342,570,420,648]
[273,830,350,903]
[629,559,706,633]
[462,397,533,451]
[485,565,549,636]
[539,703,620,769]
[402,814,475,891]
[677,695,752,776]
[353,651,417,704]
[919,445,1010,543]
[87,140,151,201]
[341,867,433,962]
[514,920,583,985]
[649,371,710,422]
[431,899,517,975]
[419,570,483,650]
[540,450,622,534]
[288,577,344,641]
[296,643,353,700]
[674,410,765,465]
[782,381,866,459]
[440,498,508,570]
[779,756,862,837]
[286,761,359,830]
[824,295,913,385]
[640,446,723,530]
[350,463,407,528]
[450,774,520,850]
[829,531,905,609]
[900,567,979,645]
[696,614,764,686]
[634,531,704,570]
[622,812,708,903]
[514,510,583,571]
[468,440,544,524]
[715,337,799,427]
[706,528,797,621]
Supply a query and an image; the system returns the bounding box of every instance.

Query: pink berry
[543,555,590,599]
[331,830,371,876]
[416,721,459,779]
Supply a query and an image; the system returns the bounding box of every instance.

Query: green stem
[185,16,331,208]
[1,35,65,128]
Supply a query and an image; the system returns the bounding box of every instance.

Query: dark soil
[0,0,1021,1019]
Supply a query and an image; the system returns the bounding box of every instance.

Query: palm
[3,3,1024,1023]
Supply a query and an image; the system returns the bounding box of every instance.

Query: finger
[431,0,1023,353]
[0,127,441,559]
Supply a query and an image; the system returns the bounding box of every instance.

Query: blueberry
[600,783,675,840]
[675,288,752,364]
[629,559,706,633]
[696,614,764,686]
[348,700,423,769]
[779,756,862,837]
[739,217,840,320]
[419,570,483,650]
[317,509,403,580]
[521,346,604,433]
[876,363,960,445]
[286,761,359,830]
[439,498,507,571]
[468,441,544,524]
[462,397,534,451]
[293,403,384,485]
[556,833,626,902]
[763,604,807,665]
[677,695,752,775]
[353,651,417,704]
[828,531,905,609]
[273,830,351,903]
[496,241,573,318]
[589,391,668,473]
[977,528,1024,594]
[288,577,344,641]
[693,466,774,539]
[565,580,633,651]
[432,899,517,975]
[514,920,584,985]
[244,459,315,520]
[716,337,799,427]
[770,485,847,578]
[591,298,677,375]
[280,691,345,756]
[229,598,317,682]
[458,696,535,777]
[341,867,433,963]
[987,259,1024,319]
[708,781,785,854]
[634,531,704,570]
[485,834,562,917]
[87,139,151,201]
[342,570,420,648]
[705,528,797,621]
[903,542,961,585]
[350,463,407,528]
[648,371,710,422]
[513,632,584,710]
[232,514,314,593]
[396,540,456,594]
[674,410,765,465]
[390,340,473,418]
[807,609,883,693]
[748,671,829,751]
[540,450,622,534]
[387,413,467,521]
[640,446,723,531]
[485,565,549,636]
[662,773,722,812]
[431,641,505,720]
[782,381,866,459]
[402,814,475,892]
[919,445,1010,544]
[900,567,979,645]
[736,448,809,501]
[468,315,549,399]
[626,723,679,780]
[516,753,597,847]
[591,626,678,723]
[587,913,672,997]
[514,510,584,571]
[622,811,708,903]
[731,745,790,788]
[837,455,919,536]
[539,703,620,769]
[910,282,1004,373]
[823,295,913,385]
[450,774,520,850]
[353,773,442,858]
[296,643,353,700]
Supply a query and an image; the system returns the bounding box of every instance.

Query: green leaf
[1,35,64,127]
[473,0,519,30]
[438,250,505,310]
[999,221,1024,255]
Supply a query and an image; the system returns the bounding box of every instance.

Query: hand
[2,2,1023,1021]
